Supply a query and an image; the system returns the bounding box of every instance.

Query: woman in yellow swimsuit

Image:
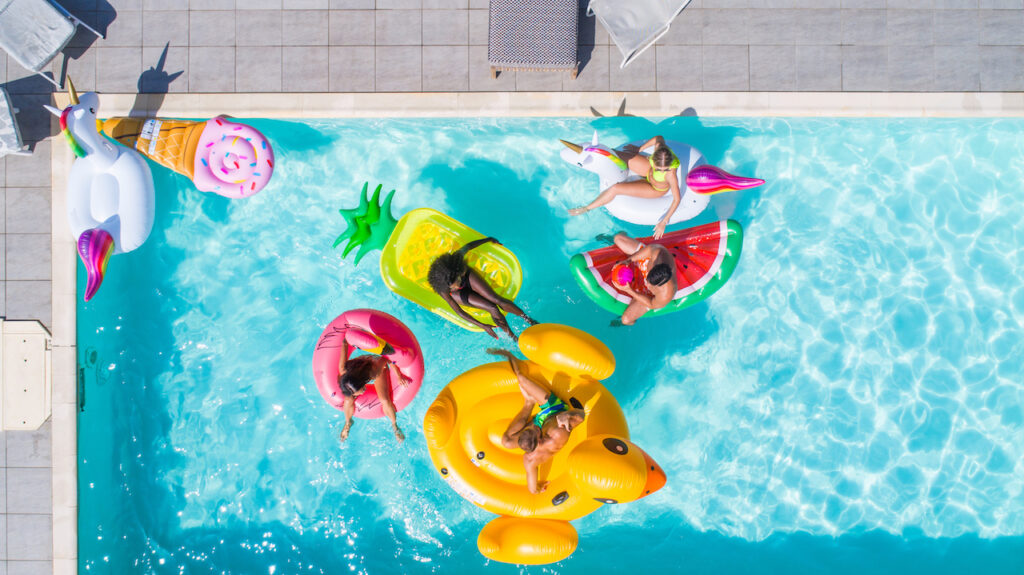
[569,135,682,239]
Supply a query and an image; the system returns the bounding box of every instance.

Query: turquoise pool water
[78,116,1024,573]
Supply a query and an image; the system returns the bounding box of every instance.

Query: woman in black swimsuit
[427,237,537,340]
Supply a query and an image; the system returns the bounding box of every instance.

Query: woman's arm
[337,340,350,375]
[620,284,655,308]
[459,236,498,254]
[340,396,355,442]
[639,135,665,152]
[655,173,682,239]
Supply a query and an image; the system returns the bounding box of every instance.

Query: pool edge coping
[50,89,1024,575]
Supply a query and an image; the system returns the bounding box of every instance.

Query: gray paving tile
[376,9,422,45]
[5,281,49,327]
[0,282,6,317]
[238,0,282,7]
[842,10,887,45]
[469,45,515,90]
[100,9,142,46]
[796,45,841,90]
[58,46,97,92]
[375,46,422,91]
[236,10,283,47]
[95,46,143,92]
[468,0,487,8]
[423,10,468,45]
[0,468,5,512]
[934,10,978,45]
[107,0,141,7]
[0,514,6,559]
[888,10,934,45]
[841,0,885,7]
[5,141,50,188]
[330,11,375,45]
[378,0,421,8]
[702,44,748,90]
[889,45,934,89]
[190,0,234,8]
[328,46,375,91]
[705,0,749,7]
[423,46,469,91]
[843,45,887,90]
[794,9,841,45]
[0,51,6,83]
[144,0,187,8]
[6,469,51,514]
[8,561,52,575]
[5,189,50,234]
[979,0,1023,7]
[609,46,656,90]
[6,515,51,560]
[655,45,702,90]
[0,189,4,236]
[936,0,977,7]
[887,0,934,7]
[284,10,329,45]
[142,10,189,47]
[191,11,236,46]
[140,46,189,93]
[188,47,235,92]
[285,0,329,6]
[567,44,610,91]
[5,235,49,281]
[745,9,797,45]
[5,421,50,467]
[980,46,1024,90]
[515,70,563,91]
[468,9,488,45]
[750,44,796,90]
[424,0,467,7]
[979,9,1024,45]
[935,44,980,89]
[657,7,703,45]
[236,47,282,92]
[703,9,748,46]
[330,0,374,7]
[282,47,328,91]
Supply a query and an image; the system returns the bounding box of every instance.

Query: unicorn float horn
[559,139,583,154]
[78,229,114,301]
[686,165,765,195]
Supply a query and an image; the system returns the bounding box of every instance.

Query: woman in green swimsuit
[569,135,682,240]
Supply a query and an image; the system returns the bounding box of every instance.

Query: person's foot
[524,315,539,326]
[340,423,352,442]
[609,319,626,328]
[568,206,589,216]
[394,427,405,443]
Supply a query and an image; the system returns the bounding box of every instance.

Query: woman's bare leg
[459,289,516,340]
[613,232,643,255]
[570,180,666,216]
[466,271,536,325]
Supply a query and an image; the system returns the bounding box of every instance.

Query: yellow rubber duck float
[424,323,666,564]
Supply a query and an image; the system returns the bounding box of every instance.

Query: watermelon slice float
[569,220,743,318]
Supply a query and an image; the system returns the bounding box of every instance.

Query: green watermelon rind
[569,220,744,317]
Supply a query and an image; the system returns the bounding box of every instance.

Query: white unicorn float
[46,80,155,302]
[560,133,765,226]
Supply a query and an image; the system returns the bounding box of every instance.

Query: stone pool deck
[0,0,1022,573]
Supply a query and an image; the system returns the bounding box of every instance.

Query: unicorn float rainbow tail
[686,164,765,195]
[78,229,114,302]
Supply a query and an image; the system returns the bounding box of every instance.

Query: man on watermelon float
[609,232,677,325]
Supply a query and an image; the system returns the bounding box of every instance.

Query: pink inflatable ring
[312,309,424,419]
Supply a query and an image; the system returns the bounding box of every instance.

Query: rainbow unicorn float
[101,115,274,198]
[45,80,155,302]
[560,133,765,225]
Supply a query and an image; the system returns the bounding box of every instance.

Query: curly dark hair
[646,263,673,287]
[338,355,378,397]
[427,252,469,295]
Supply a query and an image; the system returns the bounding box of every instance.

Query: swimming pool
[77,116,1024,573]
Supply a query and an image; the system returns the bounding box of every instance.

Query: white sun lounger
[0,0,103,88]
[587,0,692,68]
